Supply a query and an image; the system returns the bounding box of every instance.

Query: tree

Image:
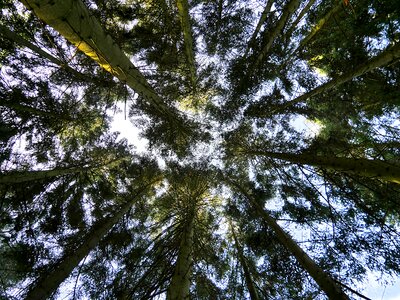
[240,149,400,184]
[229,220,260,300]
[2,0,400,299]
[25,176,159,300]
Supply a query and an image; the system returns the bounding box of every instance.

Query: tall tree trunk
[284,0,317,41]
[227,179,349,300]
[21,0,175,119]
[24,182,155,300]
[0,24,95,83]
[244,0,274,57]
[0,157,127,184]
[250,42,400,117]
[0,100,73,121]
[255,203,349,300]
[167,211,195,300]
[0,166,87,184]
[176,0,197,90]
[250,0,301,71]
[246,150,400,184]
[294,0,342,54]
[229,221,260,300]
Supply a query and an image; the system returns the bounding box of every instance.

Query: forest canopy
[1,0,400,299]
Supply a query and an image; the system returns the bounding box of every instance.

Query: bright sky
[109,103,148,153]
[109,106,400,300]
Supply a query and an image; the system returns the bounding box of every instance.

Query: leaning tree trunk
[244,0,274,57]
[21,0,175,119]
[284,0,317,41]
[246,150,400,184]
[250,0,301,71]
[176,0,197,89]
[0,24,96,83]
[227,179,349,300]
[25,189,148,300]
[0,100,73,121]
[272,42,400,115]
[293,0,342,54]
[0,166,87,184]
[255,203,349,300]
[167,211,195,300]
[247,42,400,117]
[230,221,260,300]
[0,157,126,184]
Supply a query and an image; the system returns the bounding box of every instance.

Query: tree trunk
[21,0,174,119]
[247,150,400,184]
[25,196,140,300]
[251,42,400,117]
[0,100,73,120]
[250,0,301,71]
[167,212,195,300]
[226,179,349,300]
[244,0,274,57]
[230,221,260,300]
[0,157,127,184]
[294,0,342,54]
[285,0,317,41]
[0,166,86,184]
[0,24,94,83]
[255,203,349,300]
[176,0,197,89]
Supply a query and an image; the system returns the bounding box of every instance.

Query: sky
[109,106,400,300]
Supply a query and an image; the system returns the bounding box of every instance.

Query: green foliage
[1,0,400,299]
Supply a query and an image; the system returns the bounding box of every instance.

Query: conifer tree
[1,0,400,298]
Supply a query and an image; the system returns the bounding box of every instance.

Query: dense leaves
[1,0,400,299]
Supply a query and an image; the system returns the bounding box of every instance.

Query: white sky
[110,107,400,300]
[109,103,148,153]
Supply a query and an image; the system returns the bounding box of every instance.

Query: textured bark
[227,180,349,300]
[0,166,86,184]
[247,150,400,184]
[255,204,349,300]
[176,0,197,89]
[25,199,135,300]
[294,0,342,54]
[167,212,195,300]
[0,157,127,184]
[230,222,260,300]
[244,0,274,57]
[0,100,73,120]
[285,0,317,40]
[0,24,93,82]
[250,0,301,71]
[21,0,173,118]
[251,42,400,116]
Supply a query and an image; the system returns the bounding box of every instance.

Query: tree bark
[285,0,317,41]
[227,179,349,300]
[0,100,73,121]
[251,42,400,117]
[230,221,260,300]
[24,185,152,300]
[21,0,174,118]
[176,0,197,89]
[244,0,274,57]
[0,157,127,184]
[250,0,301,71]
[246,150,400,184]
[294,0,342,54]
[0,166,87,184]
[0,24,94,83]
[167,212,195,300]
[255,203,349,300]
